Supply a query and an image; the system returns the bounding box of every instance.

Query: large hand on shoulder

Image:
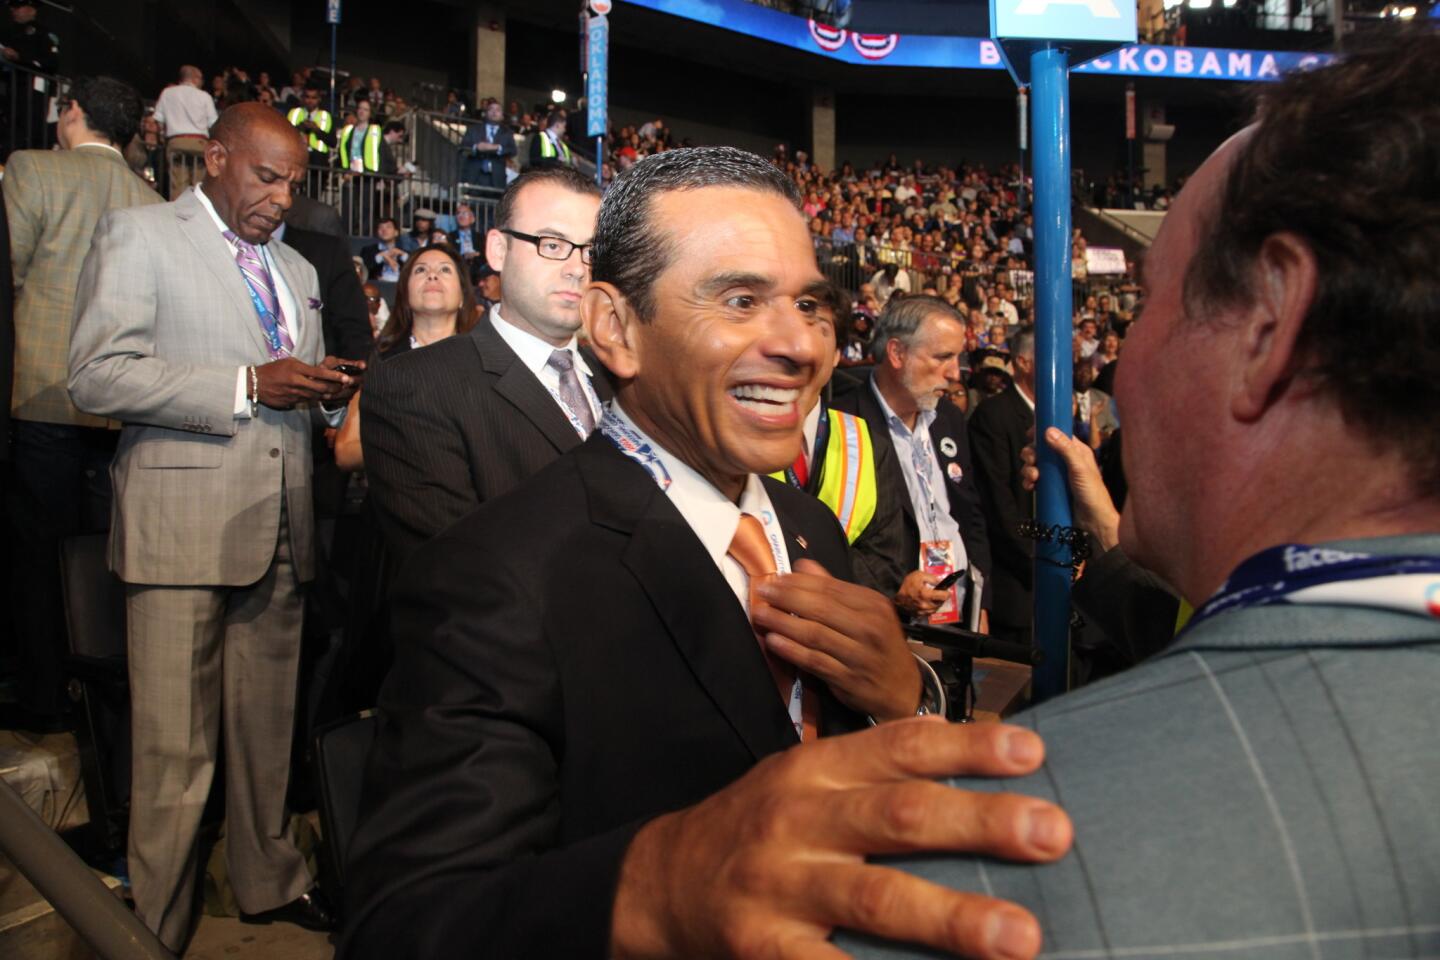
[610,719,1072,960]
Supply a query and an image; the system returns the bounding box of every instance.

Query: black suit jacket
[360,312,614,561]
[340,436,866,959]
[830,370,993,607]
[0,186,14,460]
[966,384,1035,632]
[459,120,517,190]
[281,224,372,361]
[358,240,406,283]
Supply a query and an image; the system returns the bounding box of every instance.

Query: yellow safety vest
[538,131,572,164]
[338,123,382,171]
[287,107,332,153]
[770,409,878,544]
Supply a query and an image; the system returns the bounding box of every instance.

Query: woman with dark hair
[335,244,479,471]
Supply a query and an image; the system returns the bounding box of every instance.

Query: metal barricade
[1,60,63,158]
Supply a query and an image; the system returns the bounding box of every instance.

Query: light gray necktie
[547,349,596,435]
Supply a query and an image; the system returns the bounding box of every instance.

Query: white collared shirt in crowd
[491,304,604,427]
[870,378,969,577]
[153,82,218,139]
[608,401,782,615]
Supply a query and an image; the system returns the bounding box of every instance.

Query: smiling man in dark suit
[360,165,608,561]
[341,147,1073,960]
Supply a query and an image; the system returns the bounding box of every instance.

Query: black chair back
[312,709,379,908]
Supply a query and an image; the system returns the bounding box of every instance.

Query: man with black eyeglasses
[361,166,610,561]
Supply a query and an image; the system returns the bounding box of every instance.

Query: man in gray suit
[841,32,1440,959]
[69,103,361,951]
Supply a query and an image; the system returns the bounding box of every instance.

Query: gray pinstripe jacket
[843,533,1440,960]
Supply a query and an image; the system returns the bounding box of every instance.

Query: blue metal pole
[1028,45,1074,703]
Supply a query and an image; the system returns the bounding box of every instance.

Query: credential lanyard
[1182,544,1440,636]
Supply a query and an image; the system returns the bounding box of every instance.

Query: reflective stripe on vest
[538,132,571,162]
[770,409,878,545]
[338,123,382,171]
[287,107,332,153]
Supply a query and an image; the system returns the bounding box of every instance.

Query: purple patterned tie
[224,230,294,359]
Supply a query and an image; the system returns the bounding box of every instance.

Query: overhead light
[1163,0,1184,9]
[1222,0,1238,7]
[1188,0,1212,9]
[1398,4,1417,15]
[551,88,567,103]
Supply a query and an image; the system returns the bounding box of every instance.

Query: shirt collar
[490,304,590,379]
[609,401,770,573]
[801,401,823,467]
[74,142,124,160]
[870,374,935,437]
[194,183,243,240]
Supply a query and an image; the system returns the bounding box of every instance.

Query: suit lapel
[578,440,799,760]
[471,315,588,454]
[174,190,275,359]
[855,373,917,526]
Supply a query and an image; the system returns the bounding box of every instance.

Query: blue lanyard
[1183,544,1440,635]
[782,403,830,490]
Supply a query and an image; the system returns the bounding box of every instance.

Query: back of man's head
[69,76,144,148]
[1185,28,1440,491]
[590,146,802,321]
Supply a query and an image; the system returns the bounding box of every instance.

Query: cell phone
[333,363,364,376]
[932,569,965,592]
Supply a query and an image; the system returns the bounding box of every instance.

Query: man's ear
[202,140,226,179]
[1231,232,1318,422]
[883,337,905,371]
[582,282,638,380]
[485,229,507,272]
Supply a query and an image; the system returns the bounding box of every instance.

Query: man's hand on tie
[752,559,921,722]
[609,719,1072,960]
[253,357,353,410]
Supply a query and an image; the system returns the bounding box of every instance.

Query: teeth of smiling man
[729,384,800,413]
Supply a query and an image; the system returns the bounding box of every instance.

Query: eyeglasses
[500,228,594,265]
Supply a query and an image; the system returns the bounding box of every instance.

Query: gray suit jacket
[69,188,324,586]
[843,533,1440,959]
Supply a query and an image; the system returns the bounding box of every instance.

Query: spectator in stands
[452,202,484,263]
[1072,360,1116,451]
[407,208,438,251]
[362,282,386,338]
[279,70,305,109]
[334,245,479,474]
[474,262,500,314]
[254,70,276,103]
[443,90,463,117]
[366,76,385,112]
[460,100,516,191]
[1091,329,1120,374]
[361,217,408,283]
[287,86,334,166]
[154,65,218,200]
[529,111,575,169]
[871,262,909,303]
[4,75,157,726]
[1,0,57,74]
[1075,317,1100,359]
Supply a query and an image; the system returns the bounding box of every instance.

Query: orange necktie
[727,514,819,741]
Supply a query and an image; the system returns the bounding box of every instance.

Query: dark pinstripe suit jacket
[359,311,613,562]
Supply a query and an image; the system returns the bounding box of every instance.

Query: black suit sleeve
[967,398,1032,590]
[940,410,994,605]
[498,127,517,159]
[313,232,372,361]
[1071,546,1180,666]
[847,427,908,597]
[360,354,484,560]
[341,526,639,960]
[0,187,13,460]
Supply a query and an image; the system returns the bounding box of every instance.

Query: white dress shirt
[491,305,603,427]
[153,83,219,138]
[608,402,782,615]
[195,185,301,420]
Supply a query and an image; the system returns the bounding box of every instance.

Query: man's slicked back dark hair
[591,146,803,321]
[70,76,145,148]
[494,165,602,231]
[1183,28,1440,491]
